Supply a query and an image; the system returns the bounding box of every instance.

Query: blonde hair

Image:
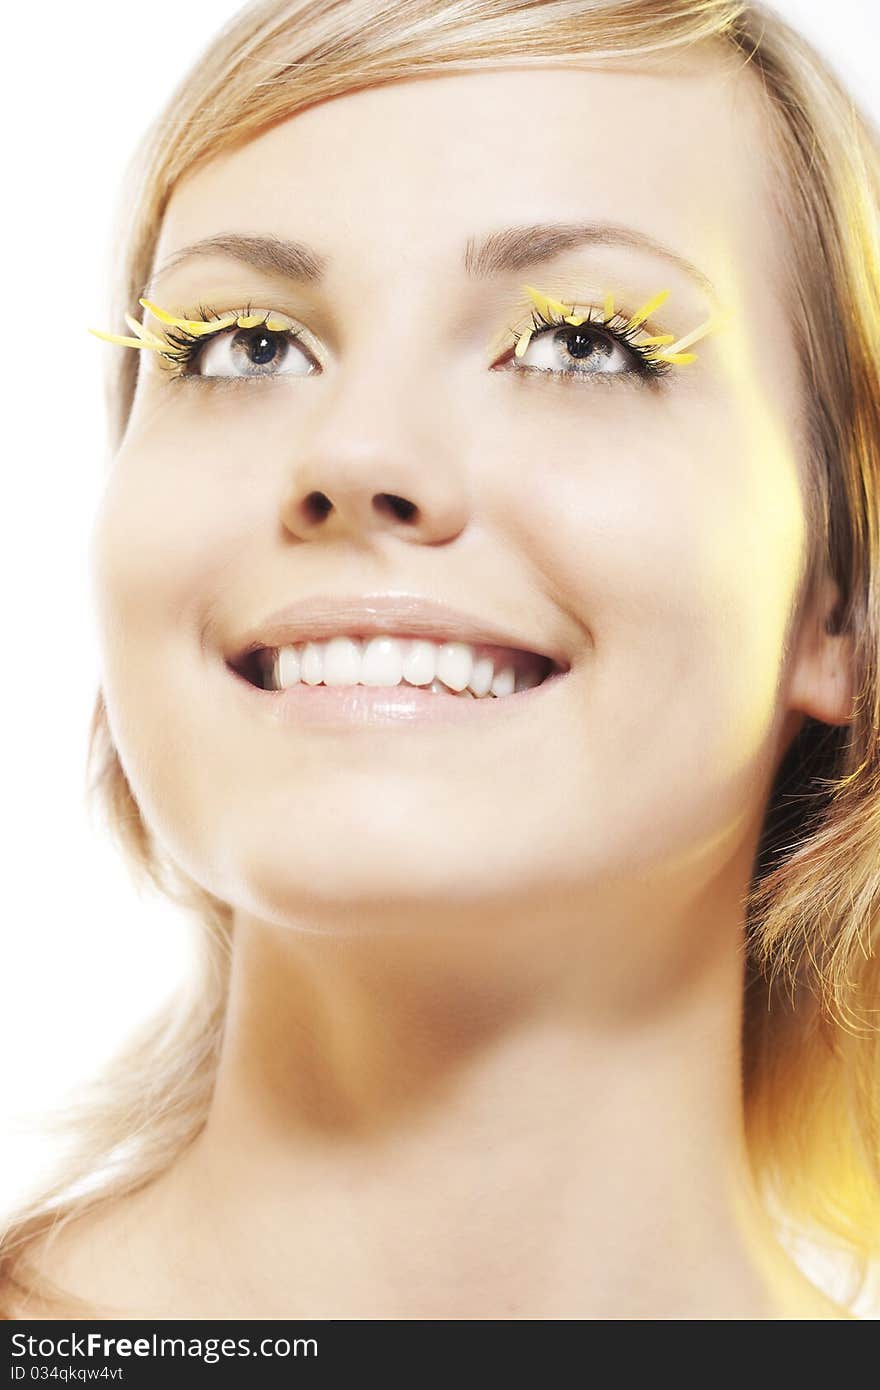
[3,0,879,1318]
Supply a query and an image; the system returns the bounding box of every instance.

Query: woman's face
[90,60,849,921]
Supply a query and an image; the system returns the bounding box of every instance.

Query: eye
[518,321,630,374]
[95,288,721,387]
[139,302,324,382]
[501,312,660,381]
[187,322,318,380]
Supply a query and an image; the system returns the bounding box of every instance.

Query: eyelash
[102,289,694,389]
[157,301,312,383]
[155,301,670,393]
[508,302,672,384]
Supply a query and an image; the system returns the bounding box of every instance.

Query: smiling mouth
[227,633,566,699]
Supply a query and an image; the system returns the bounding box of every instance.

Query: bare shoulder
[0,1193,166,1321]
[0,1222,115,1320]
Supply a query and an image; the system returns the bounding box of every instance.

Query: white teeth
[321,635,363,685]
[469,655,495,697]
[428,678,475,697]
[402,639,436,686]
[360,635,404,686]
[490,666,515,697]
[301,641,325,685]
[277,646,301,687]
[259,633,547,697]
[435,641,473,692]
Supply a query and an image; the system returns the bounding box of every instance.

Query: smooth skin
[24,55,857,1318]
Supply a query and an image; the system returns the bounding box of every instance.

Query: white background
[2,0,878,1312]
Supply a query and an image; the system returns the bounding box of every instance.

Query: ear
[785,574,856,727]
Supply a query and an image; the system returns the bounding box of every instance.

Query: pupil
[248,331,278,366]
[564,326,609,361]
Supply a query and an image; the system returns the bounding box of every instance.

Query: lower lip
[223,661,569,728]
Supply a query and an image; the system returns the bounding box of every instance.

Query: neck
[147,872,838,1318]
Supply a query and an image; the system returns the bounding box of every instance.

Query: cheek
[484,385,808,843]
[88,409,268,876]
[91,400,267,640]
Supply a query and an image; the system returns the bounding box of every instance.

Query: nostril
[376,493,418,522]
[303,492,332,522]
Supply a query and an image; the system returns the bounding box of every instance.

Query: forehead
[154,59,779,313]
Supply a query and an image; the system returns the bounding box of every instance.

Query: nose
[278,348,471,547]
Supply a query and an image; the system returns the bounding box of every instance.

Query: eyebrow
[144,223,718,304]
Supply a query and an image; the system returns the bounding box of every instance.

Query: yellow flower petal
[625,289,671,330]
[138,298,237,335]
[123,313,165,349]
[138,297,192,327]
[522,285,574,320]
[88,327,163,350]
[186,313,239,336]
[636,332,675,346]
[663,308,732,356]
[651,350,697,365]
[236,313,268,329]
[514,327,534,358]
[603,293,615,321]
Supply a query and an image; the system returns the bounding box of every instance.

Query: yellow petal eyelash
[520,286,574,321]
[88,292,732,373]
[137,298,299,336]
[659,307,734,356]
[88,301,303,355]
[624,288,671,329]
[123,313,165,349]
[519,284,731,367]
[558,312,674,347]
[514,327,534,359]
[87,327,164,351]
[139,298,239,335]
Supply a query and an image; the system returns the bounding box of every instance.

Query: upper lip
[224,593,572,671]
